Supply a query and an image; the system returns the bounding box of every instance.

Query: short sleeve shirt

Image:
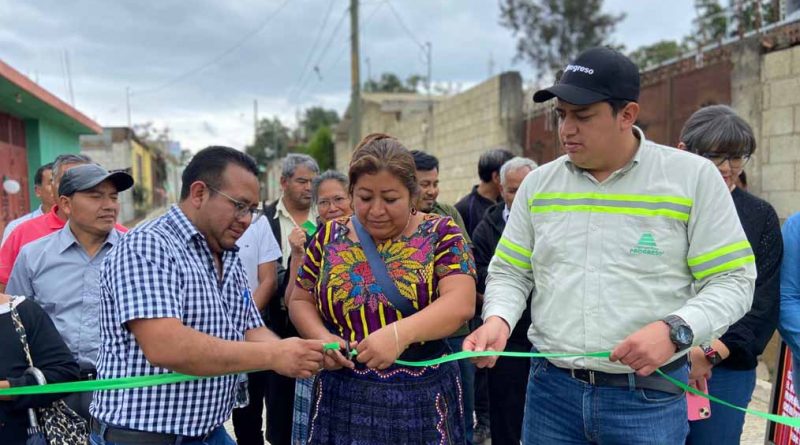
[90,205,263,436]
[236,216,281,291]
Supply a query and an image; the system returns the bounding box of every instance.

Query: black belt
[91,418,215,444]
[557,356,688,395]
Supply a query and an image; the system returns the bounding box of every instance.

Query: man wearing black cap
[6,163,134,419]
[465,47,756,443]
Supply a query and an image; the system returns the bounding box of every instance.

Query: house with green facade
[0,58,101,233]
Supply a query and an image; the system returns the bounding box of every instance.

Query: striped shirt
[90,205,263,436]
[296,214,475,343]
[483,127,757,373]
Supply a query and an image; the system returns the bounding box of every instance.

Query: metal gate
[0,111,30,237]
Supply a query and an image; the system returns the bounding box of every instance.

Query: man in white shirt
[465,47,755,444]
[232,213,281,444]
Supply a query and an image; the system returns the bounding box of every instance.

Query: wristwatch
[662,315,694,352]
[702,344,723,366]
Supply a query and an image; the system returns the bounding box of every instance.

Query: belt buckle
[570,369,596,385]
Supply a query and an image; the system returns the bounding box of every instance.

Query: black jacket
[472,202,532,348]
[719,188,782,370]
[455,185,498,238]
[1,299,80,444]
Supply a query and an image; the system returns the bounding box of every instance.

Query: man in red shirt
[0,154,127,289]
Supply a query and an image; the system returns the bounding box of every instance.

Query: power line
[286,0,341,102]
[295,0,387,102]
[132,0,292,96]
[288,4,351,104]
[384,0,426,51]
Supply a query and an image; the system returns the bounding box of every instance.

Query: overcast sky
[0,0,696,151]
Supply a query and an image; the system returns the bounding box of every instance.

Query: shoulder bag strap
[351,216,416,316]
[8,296,34,367]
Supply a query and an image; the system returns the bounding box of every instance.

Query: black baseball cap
[533,47,640,105]
[59,163,134,196]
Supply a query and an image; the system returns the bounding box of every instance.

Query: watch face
[675,325,693,346]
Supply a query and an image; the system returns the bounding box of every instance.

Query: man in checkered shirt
[89,146,324,445]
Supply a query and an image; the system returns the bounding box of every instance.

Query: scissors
[323,341,358,359]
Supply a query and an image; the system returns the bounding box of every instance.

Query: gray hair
[679,105,756,157]
[500,157,537,186]
[52,153,93,182]
[312,170,348,204]
[281,153,320,179]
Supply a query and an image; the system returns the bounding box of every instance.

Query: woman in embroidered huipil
[289,133,476,444]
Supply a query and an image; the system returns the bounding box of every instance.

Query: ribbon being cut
[0,346,796,428]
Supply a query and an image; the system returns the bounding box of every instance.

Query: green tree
[686,0,728,47]
[363,73,421,93]
[730,0,778,37]
[245,116,290,168]
[300,126,335,171]
[498,0,624,79]
[628,40,687,70]
[300,107,339,139]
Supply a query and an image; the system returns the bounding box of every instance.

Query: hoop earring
[410,207,417,215]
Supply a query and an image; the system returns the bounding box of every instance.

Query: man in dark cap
[465,47,755,443]
[6,163,135,419]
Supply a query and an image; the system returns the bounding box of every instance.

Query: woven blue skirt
[307,361,466,445]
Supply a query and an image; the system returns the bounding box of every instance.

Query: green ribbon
[1,346,797,428]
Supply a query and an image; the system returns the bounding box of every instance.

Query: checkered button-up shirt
[90,205,263,436]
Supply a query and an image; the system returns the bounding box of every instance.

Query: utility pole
[253,99,259,145]
[424,41,433,150]
[64,50,75,107]
[349,0,361,150]
[126,87,132,129]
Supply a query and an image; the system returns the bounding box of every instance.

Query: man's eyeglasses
[206,185,261,219]
[317,196,349,210]
[701,152,751,169]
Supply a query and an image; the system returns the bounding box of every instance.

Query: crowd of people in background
[1,45,799,445]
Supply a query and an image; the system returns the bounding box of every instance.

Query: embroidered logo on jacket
[630,232,664,256]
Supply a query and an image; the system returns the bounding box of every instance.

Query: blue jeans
[446,335,475,445]
[687,366,756,444]
[522,357,689,444]
[90,424,234,445]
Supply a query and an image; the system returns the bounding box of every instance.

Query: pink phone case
[687,379,711,421]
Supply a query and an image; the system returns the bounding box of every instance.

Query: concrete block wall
[751,44,800,219]
[335,72,523,204]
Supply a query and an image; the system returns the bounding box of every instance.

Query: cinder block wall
[753,45,800,219]
[335,72,524,204]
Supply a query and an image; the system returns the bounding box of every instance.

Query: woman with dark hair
[289,133,476,444]
[0,293,80,444]
[679,105,782,444]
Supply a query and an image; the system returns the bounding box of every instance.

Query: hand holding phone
[687,377,711,421]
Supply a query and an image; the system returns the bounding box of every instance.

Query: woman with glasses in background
[678,105,782,445]
[285,170,353,445]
